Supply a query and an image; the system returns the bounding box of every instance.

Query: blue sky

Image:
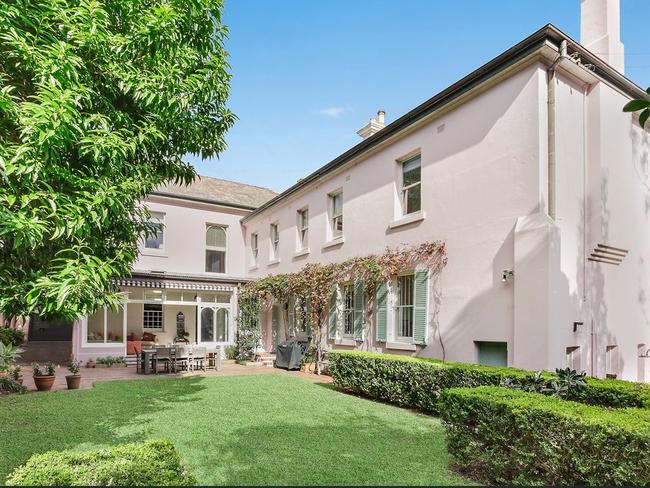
[186,0,650,192]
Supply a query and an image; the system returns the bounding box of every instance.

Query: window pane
[201,308,214,342]
[343,285,354,336]
[143,303,163,329]
[406,184,421,214]
[206,225,227,248]
[106,306,124,343]
[402,156,421,185]
[87,310,104,343]
[205,249,226,273]
[332,193,343,216]
[216,308,228,342]
[145,213,164,249]
[398,275,414,306]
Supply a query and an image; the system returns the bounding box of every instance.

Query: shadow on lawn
[0,376,208,480]
[217,416,460,486]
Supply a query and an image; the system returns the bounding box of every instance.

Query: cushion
[142,332,156,342]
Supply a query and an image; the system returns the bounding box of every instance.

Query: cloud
[318,106,346,118]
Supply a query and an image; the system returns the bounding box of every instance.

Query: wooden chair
[174,345,190,372]
[153,347,172,373]
[192,347,207,372]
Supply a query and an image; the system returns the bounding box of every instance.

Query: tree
[623,88,650,129]
[0,0,235,324]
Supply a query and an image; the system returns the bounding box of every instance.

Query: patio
[18,362,331,392]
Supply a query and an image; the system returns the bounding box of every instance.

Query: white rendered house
[24,0,650,381]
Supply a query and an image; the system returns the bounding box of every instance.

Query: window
[86,306,125,344]
[270,223,279,259]
[297,208,309,249]
[566,346,581,371]
[476,341,508,367]
[143,303,163,329]
[145,212,165,249]
[329,191,343,238]
[401,155,421,215]
[342,285,355,337]
[205,225,227,273]
[396,274,414,339]
[606,345,619,378]
[251,233,259,264]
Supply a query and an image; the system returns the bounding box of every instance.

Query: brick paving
[17,362,332,393]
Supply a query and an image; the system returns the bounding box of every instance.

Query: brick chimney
[580,0,625,73]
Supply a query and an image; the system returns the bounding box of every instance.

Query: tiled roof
[154,175,277,210]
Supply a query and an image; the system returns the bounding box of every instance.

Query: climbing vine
[238,241,447,372]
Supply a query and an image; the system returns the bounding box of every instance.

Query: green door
[476,341,507,367]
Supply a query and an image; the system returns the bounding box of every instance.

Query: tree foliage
[0,0,234,321]
[623,87,650,129]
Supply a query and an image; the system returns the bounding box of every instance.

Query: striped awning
[116,278,234,292]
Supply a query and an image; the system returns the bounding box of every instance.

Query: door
[272,305,281,351]
[198,306,229,343]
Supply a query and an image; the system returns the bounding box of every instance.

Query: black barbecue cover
[275,341,303,370]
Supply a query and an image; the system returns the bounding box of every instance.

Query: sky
[185,0,650,192]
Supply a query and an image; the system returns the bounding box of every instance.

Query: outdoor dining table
[138,345,222,374]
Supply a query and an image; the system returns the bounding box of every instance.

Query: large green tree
[0,0,234,323]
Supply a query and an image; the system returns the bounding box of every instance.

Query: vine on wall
[237,241,448,372]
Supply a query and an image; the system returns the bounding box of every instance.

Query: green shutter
[353,280,364,341]
[305,298,312,336]
[272,304,281,349]
[288,296,295,337]
[376,282,388,342]
[328,288,338,339]
[413,270,429,345]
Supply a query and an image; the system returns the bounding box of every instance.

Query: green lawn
[0,374,470,485]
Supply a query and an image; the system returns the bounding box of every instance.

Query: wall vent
[588,244,628,265]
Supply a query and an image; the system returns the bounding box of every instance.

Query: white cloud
[318,106,346,118]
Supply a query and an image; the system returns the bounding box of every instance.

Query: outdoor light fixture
[501,269,514,284]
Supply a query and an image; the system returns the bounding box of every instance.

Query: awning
[116,278,234,292]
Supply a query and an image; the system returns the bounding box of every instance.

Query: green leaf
[640,109,650,130]
[623,98,650,112]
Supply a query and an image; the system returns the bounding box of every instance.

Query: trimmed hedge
[329,350,650,412]
[439,386,650,485]
[5,440,196,486]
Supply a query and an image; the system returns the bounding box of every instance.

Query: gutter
[242,24,646,224]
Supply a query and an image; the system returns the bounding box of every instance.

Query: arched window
[206,225,227,273]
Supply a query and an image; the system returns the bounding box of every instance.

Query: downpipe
[547,40,568,220]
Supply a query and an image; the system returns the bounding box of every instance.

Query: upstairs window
[251,233,259,264]
[329,191,343,238]
[145,212,165,249]
[297,208,309,250]
[401,155,421,215]
[205,225,227,273]
[270,222,280,260]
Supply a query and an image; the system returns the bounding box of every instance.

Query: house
[23,0,650,382]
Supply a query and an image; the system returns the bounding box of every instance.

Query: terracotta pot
[66,375,81,390]
[302,363,316,373]
[34,375,55,392]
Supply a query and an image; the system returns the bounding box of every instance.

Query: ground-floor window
[342,285,355,337]
[606,345,619,378]
[396,274,414,340]
[475,341,507,367]
[143,303,163,330]
[199,307,228,343]
[566,346,581,371]
[86,306,125,344]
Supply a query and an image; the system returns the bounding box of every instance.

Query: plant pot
[33,375,55,392]
[302,363,316,373]
[66,375,81,390]
[17,377,23,385]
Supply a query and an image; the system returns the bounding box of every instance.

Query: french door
[198,305,229,343]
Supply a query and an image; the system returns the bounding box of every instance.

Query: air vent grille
[588,244,628,266]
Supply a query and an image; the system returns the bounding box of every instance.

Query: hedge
[0,327,24,346]
[439,386,650,485]
[5,440,196,486]
[328,350,650,412]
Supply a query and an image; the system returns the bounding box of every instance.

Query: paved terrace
[17,363,332,393]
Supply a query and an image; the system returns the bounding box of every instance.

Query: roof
[153,175,277,210]
[242,24,647,223]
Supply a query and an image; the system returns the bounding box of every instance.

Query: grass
[0,374,471,485]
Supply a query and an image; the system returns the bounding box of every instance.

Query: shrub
[224,345,237,360]
[0,377,26,395]
[0,327,25,346]
[439,386,650,485]
[329,350,650,412]
[95,356,126,366]
[5,440,197,486]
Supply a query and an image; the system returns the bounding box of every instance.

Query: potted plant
[11,366,22,385]
[66,359,82,389]
[0,342,22,375]
[32,362,56,392]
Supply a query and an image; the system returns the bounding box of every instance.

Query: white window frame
[342,284,355,337]
[395,273,415,341]
[400,154,421,216]
[270,222,280,260]
[82,304,128,347]
[143,303,164,330]
[606,345,619,377]
[205,224,228,274]
[251,232,259,264]
[329,191,343,239]
[144,211,165,250]
[297,208,309,250]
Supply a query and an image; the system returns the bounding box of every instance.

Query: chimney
[580,0,624,73]
[357,109,386,139]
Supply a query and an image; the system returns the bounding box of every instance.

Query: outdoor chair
[192,347,207,372]
[153,347,172,373]
[174,345,190,372]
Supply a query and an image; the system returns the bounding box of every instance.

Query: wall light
[501,269,514,284]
